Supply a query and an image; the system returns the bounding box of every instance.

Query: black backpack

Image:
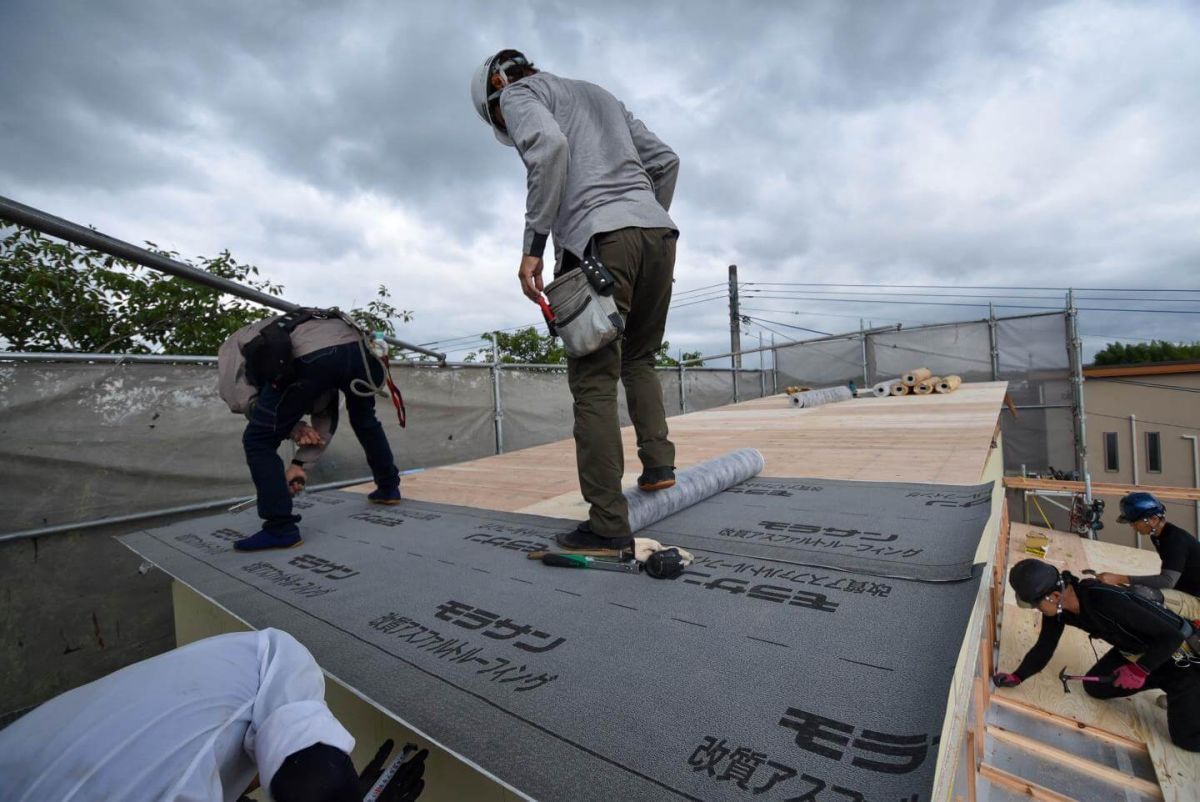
[241,308,322,388]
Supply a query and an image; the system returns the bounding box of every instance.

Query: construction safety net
[0,361,767,534]
[773,313,1073,473]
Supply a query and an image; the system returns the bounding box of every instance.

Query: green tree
[463,329,701,366]
[0,224,411,355]
[655,342,705,367]
[1092,340,1200,366]
[347,284,414,341]
[465,327,567,364]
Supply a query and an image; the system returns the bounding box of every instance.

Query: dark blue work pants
[242,343,400,531]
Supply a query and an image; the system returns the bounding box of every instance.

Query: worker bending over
[219,309,403,551]
[472,49,680,552]
[993,558,1200,752]
[0,628,426,801]
[1095,492,1200,619]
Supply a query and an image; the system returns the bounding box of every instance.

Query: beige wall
[1084,371,1200,545]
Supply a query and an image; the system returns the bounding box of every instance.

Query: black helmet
[1009,558,1062,608]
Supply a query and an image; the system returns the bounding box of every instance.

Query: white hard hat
[470,50,529,147]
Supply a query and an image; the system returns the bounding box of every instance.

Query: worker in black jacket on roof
[1094,492,1200,619]
[992,558,1200,752]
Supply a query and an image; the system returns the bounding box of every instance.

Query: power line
[738,291,1200,315]
[1080,333,1187,343]
[742,315,831,336]
[670,294,729,311]
[737,287,1200,304]
[1089,411,1200,432]
[740,292,1060,311]
[745,281,1200,293]
[740,318,802,344]
[739,306,932,325]
[1091,377,1200,394]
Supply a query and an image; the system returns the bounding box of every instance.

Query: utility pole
[728,265,741,369]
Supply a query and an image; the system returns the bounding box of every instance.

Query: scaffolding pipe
[491,333,504,454]
[0,194,446,362]
[1066,289,1096,538]
[988,303,1000,381]
[0,475,379,544]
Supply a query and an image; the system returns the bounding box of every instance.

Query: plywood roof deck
[354,381,1011,512]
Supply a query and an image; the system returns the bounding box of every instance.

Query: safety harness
[241,307,406,428]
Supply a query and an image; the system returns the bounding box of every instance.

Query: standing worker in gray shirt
[471,49,680,552]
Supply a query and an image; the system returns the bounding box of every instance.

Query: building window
[1147,431,1162,473]
[1103,432,1119,472]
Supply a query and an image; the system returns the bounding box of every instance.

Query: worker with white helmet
[471,49,681,552]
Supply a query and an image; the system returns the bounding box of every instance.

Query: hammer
[1058,666,1112,694]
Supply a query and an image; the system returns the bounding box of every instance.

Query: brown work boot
[637,466,676,492]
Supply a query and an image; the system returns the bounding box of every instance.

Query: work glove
[358,739,428,802]
[991,672,1022,688]
[1113,662,1149,690]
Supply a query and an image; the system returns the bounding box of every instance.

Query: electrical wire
[1089,377,1200,394]
[1089,411,1200,431]
[736,287,1200,304]
[738,290,1200,315]
[741,315,831,336]
[744,281,1200,293]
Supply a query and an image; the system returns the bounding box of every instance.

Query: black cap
[1009,558,1061,608]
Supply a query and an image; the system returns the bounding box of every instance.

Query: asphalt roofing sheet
[120,477,989,802]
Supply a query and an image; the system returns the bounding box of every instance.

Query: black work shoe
[637,465,676,491]
[555,523,633,552]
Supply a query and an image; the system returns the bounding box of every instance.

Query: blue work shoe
[368,486,402,505]
[234,525,302,551]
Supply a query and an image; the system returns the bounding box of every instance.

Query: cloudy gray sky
[3,0,1198,361]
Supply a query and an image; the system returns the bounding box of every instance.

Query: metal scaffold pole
[729,264,740,403]
[492,333,504,454]
[988,303,1000,381]
[0,194,446,361]
[1066,290,1096,538]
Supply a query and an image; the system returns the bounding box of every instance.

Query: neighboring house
[1084,360,1200,540]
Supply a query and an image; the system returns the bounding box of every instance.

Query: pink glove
[992,672,1021,688]
[1113,662,1149,690]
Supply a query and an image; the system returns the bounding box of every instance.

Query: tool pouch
[544,267,624,358]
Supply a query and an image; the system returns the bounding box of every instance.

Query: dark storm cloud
[2,0,1198,359]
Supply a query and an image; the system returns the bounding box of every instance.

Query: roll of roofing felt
[902,367,932,386]
[788,385,854,409]
[936,375,962,393]
[915,377,938,395]
[624,448,764,534]
[890,381,910,396]
[873,379,901,397]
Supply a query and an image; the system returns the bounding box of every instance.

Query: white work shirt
[0,628,354,801]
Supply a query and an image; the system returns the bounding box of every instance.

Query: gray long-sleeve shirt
[498,72,678,264]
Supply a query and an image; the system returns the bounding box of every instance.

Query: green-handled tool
[540,553,641,574]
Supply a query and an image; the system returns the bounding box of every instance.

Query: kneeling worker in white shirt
[0,628,425,801]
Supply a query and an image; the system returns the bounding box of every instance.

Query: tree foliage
[0,224,411,355]
[463,327,699,366]
[1092,340,1200,366]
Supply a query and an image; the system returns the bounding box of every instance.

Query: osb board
[348,382,1010,511]
[995,523,1199,801]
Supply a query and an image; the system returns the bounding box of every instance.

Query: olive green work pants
[566,227,677,538]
